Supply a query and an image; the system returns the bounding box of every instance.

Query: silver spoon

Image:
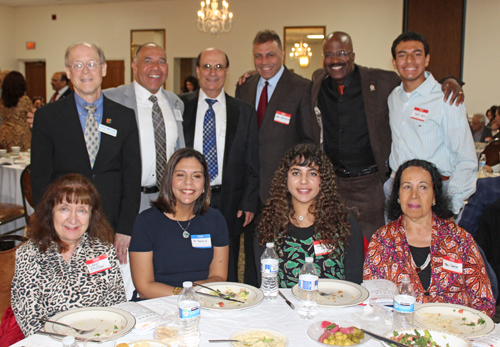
[39,319,96,334]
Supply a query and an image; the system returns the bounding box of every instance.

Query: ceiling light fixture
[197,0,233,36]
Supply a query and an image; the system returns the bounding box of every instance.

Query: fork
[39,319,96,334]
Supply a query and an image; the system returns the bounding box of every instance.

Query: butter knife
[360,329,407,347]
[193,282,245,303]
[35,330,102,342]
[196,291,245,303]
[278,290,295,309]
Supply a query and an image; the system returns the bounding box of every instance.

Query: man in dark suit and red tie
[31,42,141,261]
[235,30,315,285]
[180,48,259,283]
[48,71,71,103]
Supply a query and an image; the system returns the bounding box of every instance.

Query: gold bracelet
[172,287,182,295]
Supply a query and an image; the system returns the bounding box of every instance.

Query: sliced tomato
[219,302,225,307]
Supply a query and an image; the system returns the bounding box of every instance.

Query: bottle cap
[183,281,193,288]
[62,336,75,345]
[305,257,313,263]
[266,242,274,248]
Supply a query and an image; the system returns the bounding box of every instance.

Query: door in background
[102,60,125,90]
[25,61,46,103]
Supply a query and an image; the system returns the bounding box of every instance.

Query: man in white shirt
[180,48,259,282]
[104,43,185,214]
[48,72,71,102]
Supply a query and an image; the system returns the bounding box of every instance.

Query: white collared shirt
[255,64,285,108]
[134,81,179,187]
[193,89,226,186]
[55,86,69,101]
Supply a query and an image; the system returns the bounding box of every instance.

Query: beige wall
[0,5,16,71]
[463,0,500,115]
[1,0,403,100]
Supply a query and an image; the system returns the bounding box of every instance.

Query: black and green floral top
[274,213,365,288]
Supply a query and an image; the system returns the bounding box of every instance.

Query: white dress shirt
[193,89,227,186]
[53,86,69,101]
[134,81,179,187]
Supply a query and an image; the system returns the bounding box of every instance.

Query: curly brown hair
[258,143,351,257]
[27,173,114,254]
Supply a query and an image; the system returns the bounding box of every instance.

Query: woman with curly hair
[257,143,364,288]
[0,71,32,151]
[364,159,495,317]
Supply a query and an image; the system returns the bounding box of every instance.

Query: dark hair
[152,148,210,216]
[196,50,230,68]
[258,143,351,258]
[490,106,499,121]
[1,71,26,108]
[253,30,282,50]
[27,173,114,254]
[182,75,199,93]
[59,72,69,84]
[387,159,454,221]
[391,31,429,59]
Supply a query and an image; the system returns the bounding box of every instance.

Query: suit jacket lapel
[223,94,238,180]
[64,94,93,169]
[260,67,291,129]
[94,96,116,170]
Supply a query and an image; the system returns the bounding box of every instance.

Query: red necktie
[337,85,345,95]
[50,91,59,103]
[256,81,268,129]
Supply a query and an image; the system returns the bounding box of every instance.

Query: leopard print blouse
[11,233,127,336]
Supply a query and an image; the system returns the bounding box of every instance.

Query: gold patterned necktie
[149,95,167,186]
[84,104,99,168]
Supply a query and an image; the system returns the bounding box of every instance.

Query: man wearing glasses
[180,48,259,283]
[311,31,464,240]
[31,42,141,256]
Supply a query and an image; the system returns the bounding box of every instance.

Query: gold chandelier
[197,0,233,36]
[289,41,312,68]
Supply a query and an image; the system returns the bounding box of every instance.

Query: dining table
[11,288,499,347]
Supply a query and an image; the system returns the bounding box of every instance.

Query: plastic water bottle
[298,257,319,319]
[62,336,78,347]
[177,281,201,347]
[260,242,279,300]
[393,274,416,330]
[478,154,487,177]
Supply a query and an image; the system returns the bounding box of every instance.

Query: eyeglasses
[323,51,352,59]
[200,64,226,72]
[68,61,102,71]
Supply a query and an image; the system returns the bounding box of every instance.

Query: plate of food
[307,320,370,345]
[413,303,494,337]
[195,282,264,311]
[229,328,289,347]
[381,329,472,347]
[43,307,136,341]
[118,340,171,347]
[291,279,369,307]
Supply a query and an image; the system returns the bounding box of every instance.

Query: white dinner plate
[43,307,136,341]
[128,340,171,347]
[195,282,264,311]
[381,328,472,347]
[230,328,289,347]
[291,279,369,307]
[307,320,370,345]
[413,303,494,337]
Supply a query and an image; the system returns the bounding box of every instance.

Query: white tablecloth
[13,289,390,347]
[0,163,32,235]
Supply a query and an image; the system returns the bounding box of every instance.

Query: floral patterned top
[363,215,495,317]
[11,233,126,336]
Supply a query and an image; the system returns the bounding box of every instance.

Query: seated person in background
[256,143,364,288]
[11,174,126,336]
[470,113,492,143]
[129,148,229,299]
[491,107,500,140]
[181,75,199,93]
[364,159,495,317]
[32,96,44,109]
[485,105,497,128]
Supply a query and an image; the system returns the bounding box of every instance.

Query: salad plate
[43,307,135,341]
[381,328,472,347]
[291,279,369,307]
[195,282,264,311]
[307,320,370,345]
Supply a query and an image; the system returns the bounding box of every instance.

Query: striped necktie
[149,95,167,186]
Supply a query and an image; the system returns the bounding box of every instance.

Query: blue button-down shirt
[388,71,477,214]
[74,92,104,144]
[255,64,285,108]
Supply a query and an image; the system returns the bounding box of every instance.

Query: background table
[13,289,393,347]
[0,163,32,235]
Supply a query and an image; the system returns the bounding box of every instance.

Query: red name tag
[274,111,291,125]
[443,256,463,274]
[85,254,111,275]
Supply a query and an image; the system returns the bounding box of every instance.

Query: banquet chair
[0,203,24,236]
[481,140,500,166]
[20,165,33,224]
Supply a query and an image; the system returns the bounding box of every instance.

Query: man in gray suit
[104,43,185,214]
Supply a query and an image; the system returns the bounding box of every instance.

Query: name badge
[174,109,183,122]
[410,107,428,122]
[98,124,118,137]
[443,256,463,274]
[274,111,291,125]
[86,254,111,275]
[191,234,212,249]
[313,240,330,256]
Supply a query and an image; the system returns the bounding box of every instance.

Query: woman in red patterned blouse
[363,159,495,317]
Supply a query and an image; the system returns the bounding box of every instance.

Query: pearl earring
[397,198,400,203]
